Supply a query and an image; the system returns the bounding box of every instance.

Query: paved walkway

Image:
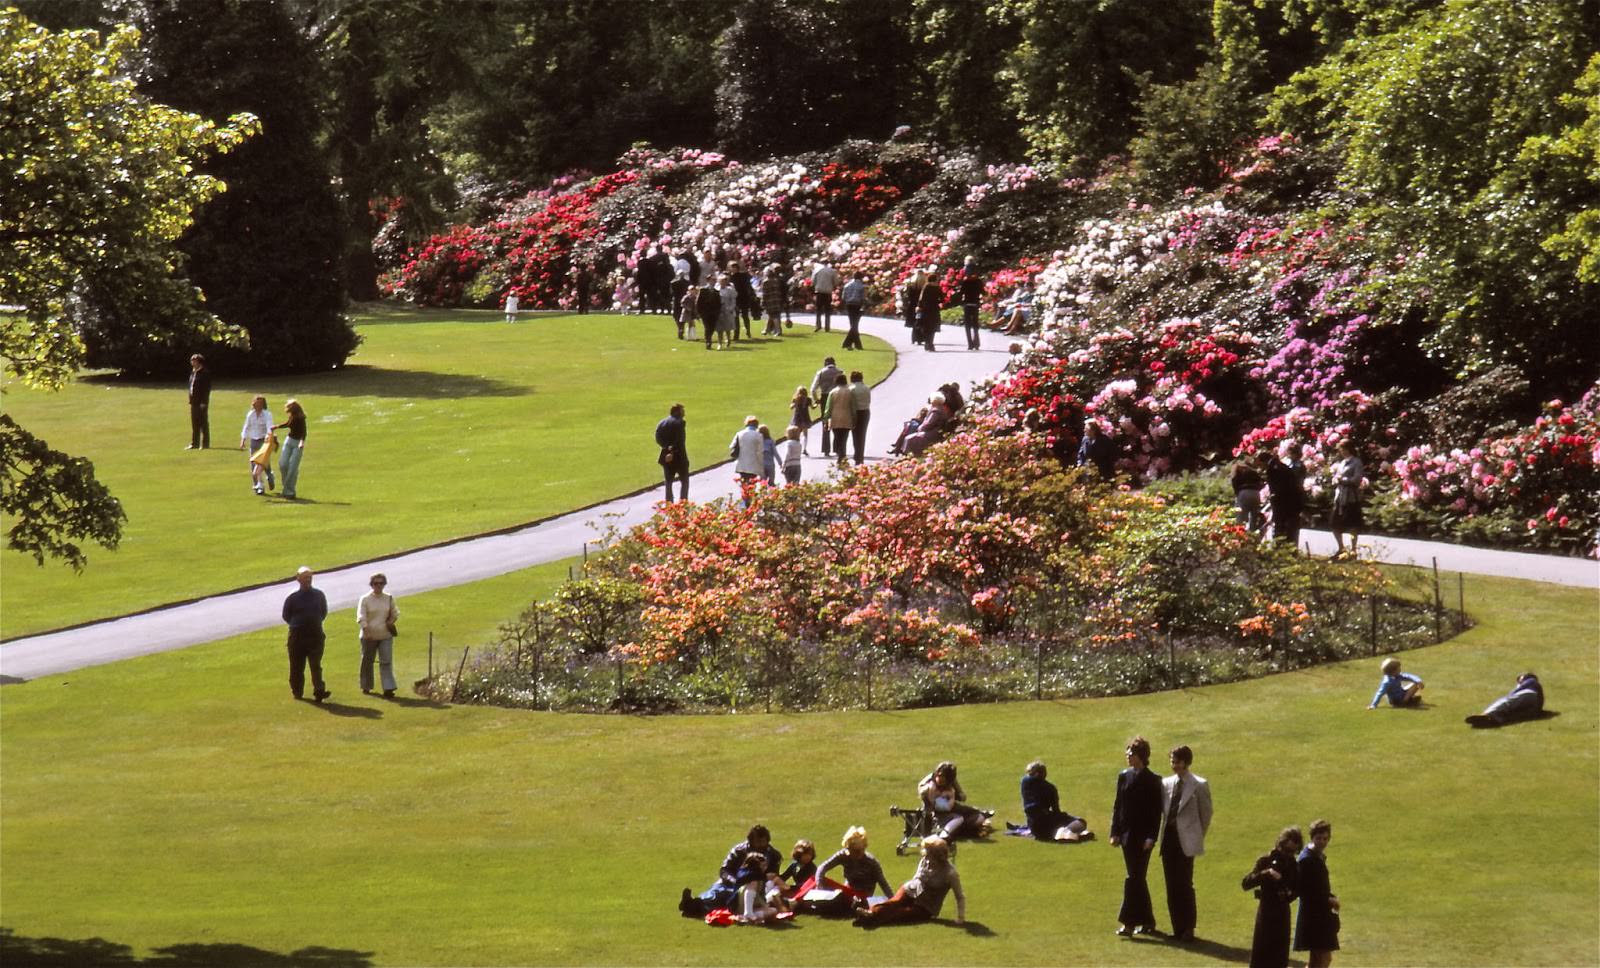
[3,316,1593,682]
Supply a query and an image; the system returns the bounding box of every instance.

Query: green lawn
[1,566,1593,966]
[0,308,891,638]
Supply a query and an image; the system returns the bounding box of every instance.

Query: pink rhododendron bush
[432,426,1436,713]
[378,133,1595,555]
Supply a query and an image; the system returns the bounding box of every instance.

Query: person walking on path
[780,426,803,485]
[848,370,871,466]
[916,271,944,352]
[273,399,309,500]
[811,261,840,332]
[903,271,924,345]
[840,270,867,350]
[959,258,983,350]
[730,415,764,505]
[1328,440,1365,558]
[1160,744,1213,943]
[282,566,330,703]
[761,264,786,337]
[1294,820,1341,967]
[696,278,721,351]
[656,403,690,503]
[1110,735,1163,937]
[186,353,212,450]
[357,573,399,698]
[811,358,844,457]
[1242,827,1302,968]
[503,290,520,323]
[824,373,855,469]
[240,395,275,495]
[789,387,815,455]
[1266,442,1308,548]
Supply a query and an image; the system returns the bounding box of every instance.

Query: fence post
[1167,628,1177,690]
[1369,595,1378,656]
[1431,557,1443,643]
[1457,572,1465,631]
[764,642,773,714]
[1035,636,1044,701]
[449,646,470,702]
[615,654,624,709]
[865,652,873,712]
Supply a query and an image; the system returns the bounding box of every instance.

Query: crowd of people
[670,740,1349,967]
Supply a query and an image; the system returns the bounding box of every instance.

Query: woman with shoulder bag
[357,573,400,699]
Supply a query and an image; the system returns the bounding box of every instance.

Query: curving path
[2,316,1594,682]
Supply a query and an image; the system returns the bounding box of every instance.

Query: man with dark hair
[1110,735,1163,936]
[959,257,984,350]
[1265,443,1308,547]
[655,403,689,503]
[1466,672,1544,727]
[848,370,871,466]
[281,566,330,703]
[810,357,844,456]
[680,824,782,917]
[1160,744,1214,942]
[186,353,211,449]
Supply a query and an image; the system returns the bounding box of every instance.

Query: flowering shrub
[1391,388,1600,552]
[436,425,1412,712]
[965,163,1049,207]
[823,221,958,311]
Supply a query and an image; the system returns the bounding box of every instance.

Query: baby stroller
[889,803,940,856]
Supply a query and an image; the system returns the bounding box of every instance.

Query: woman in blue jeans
[273,398,308,499]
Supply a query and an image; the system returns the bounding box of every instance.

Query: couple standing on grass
[279,568,400,703]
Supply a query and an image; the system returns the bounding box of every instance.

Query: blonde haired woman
[855,836,965,926]
[816,826,894,903]
[272,398,309,500]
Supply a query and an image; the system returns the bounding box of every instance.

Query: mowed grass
[0,567,1594,966]
[0,307,891,638]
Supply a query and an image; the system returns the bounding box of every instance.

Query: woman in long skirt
[1242,827,1301,968]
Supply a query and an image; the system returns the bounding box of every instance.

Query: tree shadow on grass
[81,366,529,401]
[0,929,374,967]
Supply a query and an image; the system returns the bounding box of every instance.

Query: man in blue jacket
[282,566,330,702]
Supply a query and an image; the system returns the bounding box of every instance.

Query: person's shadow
[381,695,450,710]
[0,928,374,967]
[307,700,382,720]
[1155,934,1253,964]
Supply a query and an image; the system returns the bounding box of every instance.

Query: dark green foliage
[81,0,357,377]
[1006,0,1211,170]
[715,0,912,156]
[0,415,125,570]
[1128,61,1260,199]
[910,0,1025,155]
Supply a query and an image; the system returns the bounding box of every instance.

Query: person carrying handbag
[357,573,400,699]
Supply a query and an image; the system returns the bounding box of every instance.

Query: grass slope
[0,308,890,638]
[1,567,1594,966]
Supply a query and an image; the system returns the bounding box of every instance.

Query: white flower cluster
[678,162,819,257]
[1032,202,1232,318]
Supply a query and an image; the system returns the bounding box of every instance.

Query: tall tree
[1000,0,1211,170]
[716,0,913,157]
[911,0,1025,156]
[81,0,358,376]
[1272,0,1600,391]
[1,11,256,566]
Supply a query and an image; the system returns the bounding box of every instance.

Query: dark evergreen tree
[715,0,913,157]
[81,0,357,375]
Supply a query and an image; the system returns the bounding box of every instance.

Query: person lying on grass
[1466,672,1544,728]
[1367,657,1424,709]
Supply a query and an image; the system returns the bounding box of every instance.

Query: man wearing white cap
[281,566,330,702]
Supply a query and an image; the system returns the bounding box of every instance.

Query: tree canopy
[0,8,255,567]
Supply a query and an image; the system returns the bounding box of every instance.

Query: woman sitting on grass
[1367,657,1424,709]
[919,761,992,839]
[853,836,965,927]
[1017,760,1091,842]
[810,826,894,913]
[732,851,791,924]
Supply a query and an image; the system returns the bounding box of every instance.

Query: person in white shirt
[780,426,804,485]
[356,573,400,698]
[730,416,764,505]
[239,395,275,495]
[811,262,841,332]
[1160,744,1214,943]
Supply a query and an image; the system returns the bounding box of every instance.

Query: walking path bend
[2,316,1594,682]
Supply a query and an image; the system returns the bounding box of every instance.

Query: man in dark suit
[186,353,211,449]
[1110,735,1163,936]
[655,403,689,503]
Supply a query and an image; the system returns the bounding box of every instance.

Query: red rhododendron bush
[434,425,1437,713]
